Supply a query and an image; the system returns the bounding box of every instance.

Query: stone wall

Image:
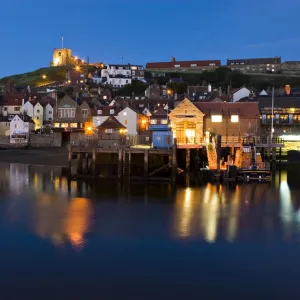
[29,133,62,148]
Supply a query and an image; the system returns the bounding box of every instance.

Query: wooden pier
[68,144,178,182]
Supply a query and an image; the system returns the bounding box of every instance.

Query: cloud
[242,37,300,49]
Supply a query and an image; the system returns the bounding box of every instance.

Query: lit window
[191,64,197,67]
[103,96,107,100]
[54,123,60,128]
[161,119,168,124]
[231,115,239,123]
[105,129,113,134]
[70,123,78,128]
[97,110,102,115]
[174,65,180,67]
[110,109,114,114]
[150,119,157,124]
[211,115,222,122]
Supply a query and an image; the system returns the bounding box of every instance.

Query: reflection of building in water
[173,185,222,243]
[226,186,240,242]
[64,198,93,248]
[9,164,29,194]
[33,195,93,249]
[173,184,247,243]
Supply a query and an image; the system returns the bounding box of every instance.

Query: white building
[116,107,138,135]
[44,103,54,124]
[101,64,144,88]
[22,101,34,118]
[33,102,44,129]
[232,87,251,102]
[10,115,34,143]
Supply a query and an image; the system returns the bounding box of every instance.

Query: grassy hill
[0,66,67,87]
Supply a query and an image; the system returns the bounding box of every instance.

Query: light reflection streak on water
[279,172,293,238]
[226,185,240,243]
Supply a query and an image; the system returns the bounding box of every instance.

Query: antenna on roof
[62,35,64,48]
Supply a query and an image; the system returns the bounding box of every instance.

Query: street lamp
[75,66,80,71]
[42,74,47,79]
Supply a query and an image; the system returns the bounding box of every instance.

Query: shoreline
[0,148,68,167]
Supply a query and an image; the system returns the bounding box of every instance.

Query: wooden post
[267,136,270,162]
[186,149,190,173]
[272,147,276,172]
[76,153,82,175]
[279,146,282,168]
[128,149,131,178]
[216,135,221,175]
[144,150,149,180]
[68,144,72,177]
[92,148,96,177]
[118,148,123,179]
[171,137,177,183]
[85,153,89,173]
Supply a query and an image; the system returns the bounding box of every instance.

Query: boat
[236,137,271,182]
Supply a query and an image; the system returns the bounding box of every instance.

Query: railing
[176,137,204,145]
[241,161,270,170]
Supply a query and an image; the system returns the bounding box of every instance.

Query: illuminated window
[231,115,239,123]
[105,129,113,134]
[150,119,157,124]
[97,110,102,115]
[110,109,114,114]
[70,123,78,128]
[54,123,60,128]
[161,119,168,124]
[61,123,69,128]
[211,115,222,122]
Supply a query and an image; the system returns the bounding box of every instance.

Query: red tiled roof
[146,60,221,69]
[2,93,23,106]
[194,102,260,118]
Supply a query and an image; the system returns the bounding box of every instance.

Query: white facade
[44,103,54,123]
[22,101,34,118]
[10,115,33,143]
[33,102,44,128]
[116,107,138,135]
[101,64,144,88]
[232,87,250,102]
[2,104,22,116]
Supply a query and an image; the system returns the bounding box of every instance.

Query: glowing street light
[75,66,80,71]
[42,74,47,79]
[167,89,172,95]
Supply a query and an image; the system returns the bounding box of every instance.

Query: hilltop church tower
[53,48,72,66]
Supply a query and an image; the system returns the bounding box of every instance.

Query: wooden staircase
[123,150,130,177]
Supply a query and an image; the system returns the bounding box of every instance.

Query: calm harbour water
[1,163,300,299]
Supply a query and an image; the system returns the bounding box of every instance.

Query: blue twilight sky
[0,0,300,77]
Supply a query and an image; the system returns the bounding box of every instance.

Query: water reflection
[2,163,300,247]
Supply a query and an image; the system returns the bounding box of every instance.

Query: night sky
[0,0,299,77]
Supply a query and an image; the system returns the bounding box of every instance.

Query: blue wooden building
[149,108,173,149]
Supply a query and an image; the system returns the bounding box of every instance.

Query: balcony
[149,124,169,131]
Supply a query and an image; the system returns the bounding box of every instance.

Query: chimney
[208,83,212,93]
[171,56,176,62]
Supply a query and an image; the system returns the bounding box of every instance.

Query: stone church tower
[53,48,72,66]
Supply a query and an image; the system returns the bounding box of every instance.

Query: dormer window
[211,115,222,123]
[231,115,239,123]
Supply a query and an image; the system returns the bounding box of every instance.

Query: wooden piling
[216,135,221,175]
[144,149,149,180]
[92,148,96,177]
[171,138,177,183]
[76,153,82,174]
[68,144,72,177]
[128,149,131,178]
[186,149,190,173]
[85,153,89,173]
[118,149,123,179]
